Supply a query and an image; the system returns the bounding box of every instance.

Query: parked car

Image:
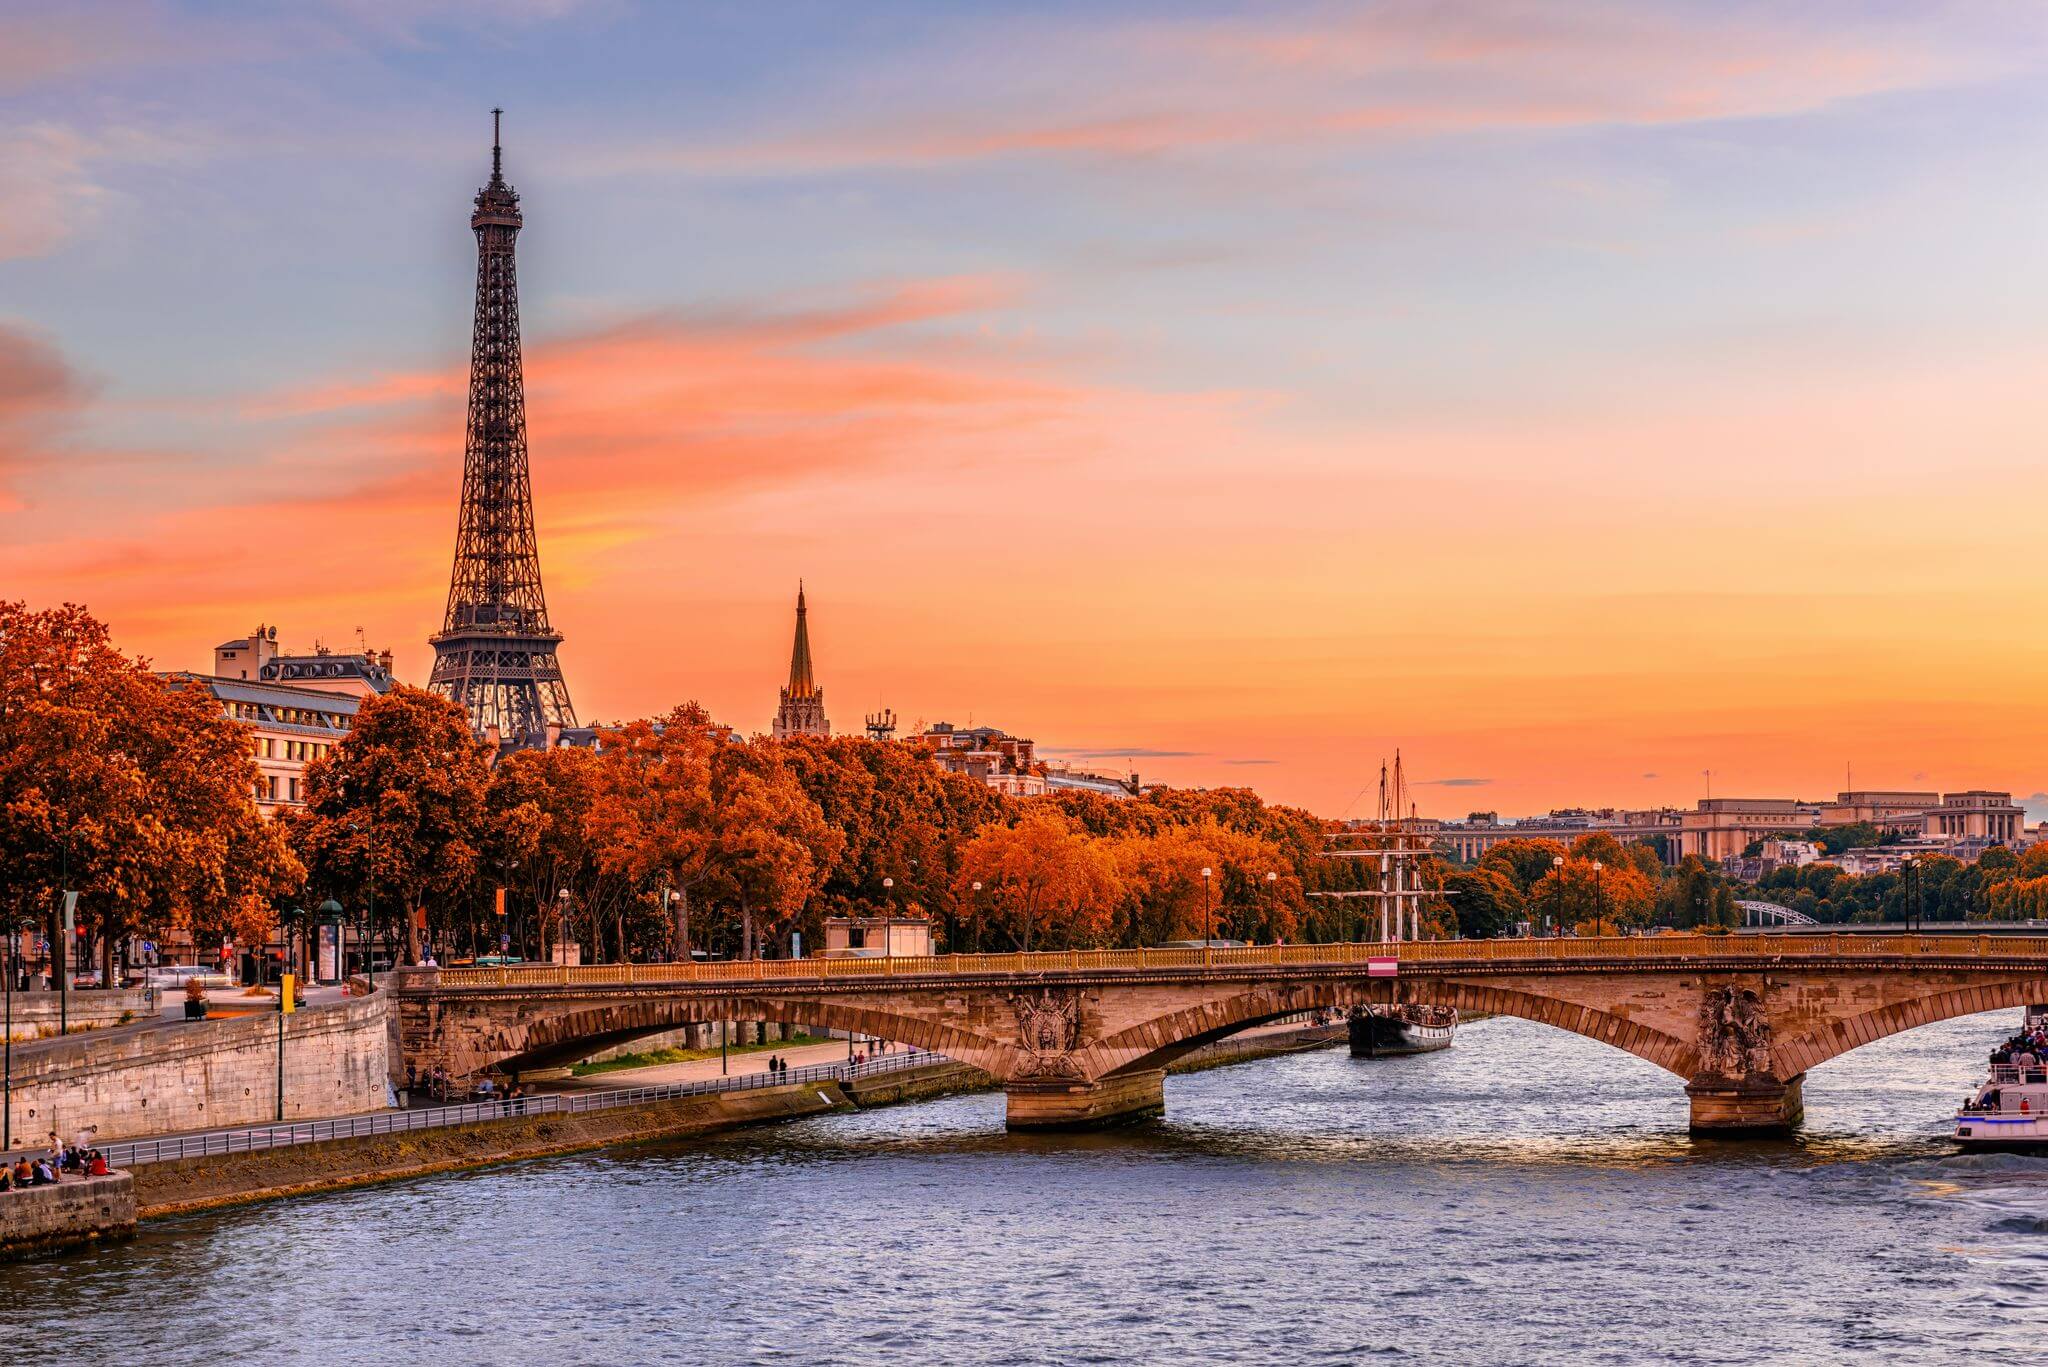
[146,964,234,990]
[69,969,103,988]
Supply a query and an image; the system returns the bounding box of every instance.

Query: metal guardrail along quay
[431,932,2048,989]
[101,1048,943,1169]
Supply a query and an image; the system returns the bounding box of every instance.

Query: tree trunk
[404,903,420,965]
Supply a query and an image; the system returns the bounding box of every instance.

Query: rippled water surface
[8,1011,2047,1365]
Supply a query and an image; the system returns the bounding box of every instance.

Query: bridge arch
[465,992,1013,1078]
[1775,974,2048,1077]
[1082,977,1693,1080]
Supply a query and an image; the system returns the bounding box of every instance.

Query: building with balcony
[163,626,400,816]
[911,722,1050,797]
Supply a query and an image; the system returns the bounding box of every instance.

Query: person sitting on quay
[87,1150,109,1178]
[10,1158,30,1188]
[29,1160,56,1186]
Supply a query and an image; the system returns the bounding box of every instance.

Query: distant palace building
[771,586,830,739]
[906,721,1142,800]
[1437,789,2028,867]
[164,624,396,815]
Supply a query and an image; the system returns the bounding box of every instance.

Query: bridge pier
[1005,1070,1165,1131]
[1685,1073,1804,1136]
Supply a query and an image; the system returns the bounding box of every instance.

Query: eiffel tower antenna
[427,110,578,747]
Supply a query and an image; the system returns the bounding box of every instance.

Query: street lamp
[1550,855,1566,937]
[1262,870,1277,945]
[556,887,571,965]
[1593,860,1605,937]
[1201,867,1214,966]
[970,881,983,955]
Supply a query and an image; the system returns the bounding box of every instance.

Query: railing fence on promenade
[99,1047,943,1169]
[431,932,2048,991]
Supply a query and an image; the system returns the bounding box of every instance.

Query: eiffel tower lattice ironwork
[427,110,578,745]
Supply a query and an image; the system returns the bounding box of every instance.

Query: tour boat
[1954,1063,2048,1150]
[1348,1004,1456,1058]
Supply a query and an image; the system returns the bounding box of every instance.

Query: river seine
[7,1010,2043,1365]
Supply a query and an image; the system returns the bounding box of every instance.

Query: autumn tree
[1657,856,1735,929]
[0,601,301,980]
[1443,866,1522,939]
[1477,837,1571,892]
[292,686,490,964]
[956,808,1121,950]
[1531,856,1656,934]
[702,744,840,959]
[587,707,721,961]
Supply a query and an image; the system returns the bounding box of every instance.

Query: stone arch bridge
[391,934,2048,1133]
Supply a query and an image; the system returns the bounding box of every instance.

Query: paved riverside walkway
[546,1035,903,1090]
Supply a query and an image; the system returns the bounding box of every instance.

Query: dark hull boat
[1348,1005,1456,1057]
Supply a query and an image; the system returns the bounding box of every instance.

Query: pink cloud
[594,3,2014,178]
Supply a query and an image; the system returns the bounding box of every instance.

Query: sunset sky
[7,1,2048,818]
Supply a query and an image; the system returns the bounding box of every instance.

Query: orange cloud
[0,271,1114,652]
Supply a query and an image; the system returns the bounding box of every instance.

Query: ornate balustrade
[429,932,2048,990]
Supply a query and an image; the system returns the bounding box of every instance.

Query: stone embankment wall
[3,989,153,1041]
[5,993,391,1144]
[122,1022,1347,1220]
[133,1084,850,1218]
[0,1173,135,1260]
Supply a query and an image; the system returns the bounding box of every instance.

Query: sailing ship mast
[1312,750,1452,942]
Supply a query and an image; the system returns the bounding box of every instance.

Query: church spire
[773,584,829,739]
[787,582,815,698]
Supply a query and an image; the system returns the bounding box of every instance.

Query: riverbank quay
[131,1083,853,1219]
[0,1173,134,1261]
[91,1018,1344,1222]
[108,1049,947,1217]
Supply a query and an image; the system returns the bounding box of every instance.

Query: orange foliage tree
[0,601,301,981]
[291,686,490,964]
[1530,856,1657,933]
[955,808,1121,951]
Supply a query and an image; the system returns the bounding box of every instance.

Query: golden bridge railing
[430,932,2048,990]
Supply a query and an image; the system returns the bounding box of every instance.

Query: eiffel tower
[427,110,578,746]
